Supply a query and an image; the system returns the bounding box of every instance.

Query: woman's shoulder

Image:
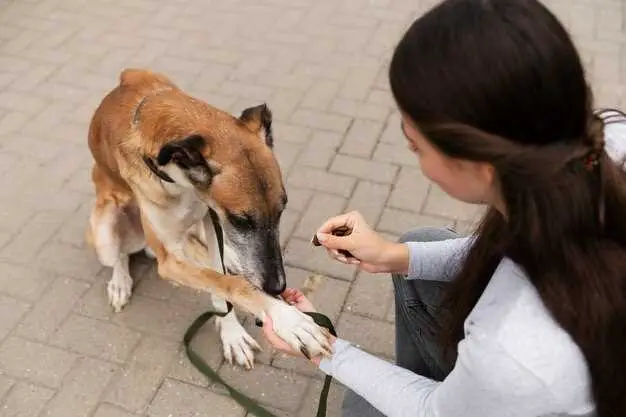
[600,109,626,164]
[466,259,593,411]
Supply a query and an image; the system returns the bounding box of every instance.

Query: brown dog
[85,68,332,369]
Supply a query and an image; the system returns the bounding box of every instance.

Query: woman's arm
[404,236,474,281]
[318,332,555,417]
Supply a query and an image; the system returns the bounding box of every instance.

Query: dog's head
[145,103,287,296]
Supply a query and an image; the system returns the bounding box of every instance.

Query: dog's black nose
[263,280,286,297]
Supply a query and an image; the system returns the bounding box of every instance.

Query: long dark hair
[389,0,626,415]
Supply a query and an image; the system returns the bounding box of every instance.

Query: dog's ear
[154,135,215,187]
[239,103,273,148]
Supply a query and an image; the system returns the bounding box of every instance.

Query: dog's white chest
[140,192,220,270]
[154,192,205,233]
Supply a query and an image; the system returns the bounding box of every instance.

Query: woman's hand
[315,211,409,274]
[261,289,334,366]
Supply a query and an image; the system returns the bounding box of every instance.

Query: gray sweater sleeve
[404,236,474,281]
[319,332,555,417]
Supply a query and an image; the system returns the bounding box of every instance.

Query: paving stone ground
[0,0,624,416]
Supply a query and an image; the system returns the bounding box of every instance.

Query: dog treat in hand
[311,226,354,258]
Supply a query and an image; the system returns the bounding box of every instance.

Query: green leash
[182,209,338,417]
[183,306,337,417]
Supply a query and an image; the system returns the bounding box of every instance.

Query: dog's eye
[228,213,255,230]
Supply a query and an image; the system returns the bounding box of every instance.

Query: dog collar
[131,87,173,127]
[142,156,175,183]
[208,207,227,275]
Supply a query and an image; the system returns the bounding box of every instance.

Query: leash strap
[184,304,278,417]
[208,208,227,275]
[183,209,337,416]
[304,312,337,417]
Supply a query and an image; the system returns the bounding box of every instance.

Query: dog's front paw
[107,269,133,313]
[268,303,333,359]
[216,315,261,370]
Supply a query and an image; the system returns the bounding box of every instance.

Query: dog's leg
[154,252,332,359]
[90,201,143,312]
[108,255,133,313]
[211,294,261,370]
[141,215,333,359]
[155,251,266,313]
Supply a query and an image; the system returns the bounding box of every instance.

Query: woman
[262,0,626,416]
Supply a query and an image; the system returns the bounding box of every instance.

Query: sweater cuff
[405,241,423,279]
[319,338,353,375]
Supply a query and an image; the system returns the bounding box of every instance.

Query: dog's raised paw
[216,315,261,370]
[268,303,333,359]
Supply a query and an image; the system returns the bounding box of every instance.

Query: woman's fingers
[281,289,299,304]
[325,248,360,265]
[316,212,355,235]
[326,248,348,263]
[314,232,353,251]
[282,288,298,298]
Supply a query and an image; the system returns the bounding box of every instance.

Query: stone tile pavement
[0,0,624,415]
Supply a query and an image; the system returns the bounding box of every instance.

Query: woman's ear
[476,162,505,210]
[478,162,497,187]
